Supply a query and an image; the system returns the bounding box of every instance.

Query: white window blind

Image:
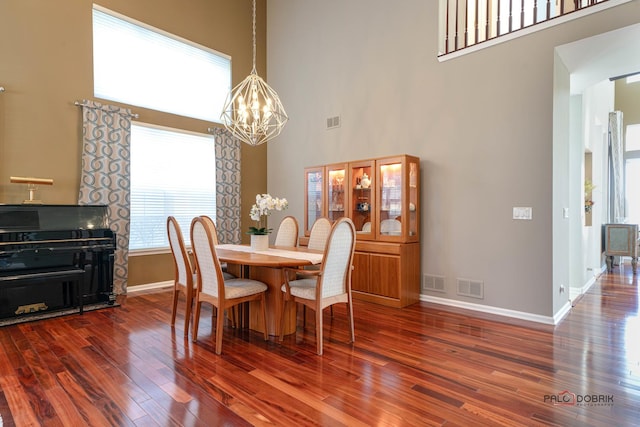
[92,5,231,122]
[129,123,216,251]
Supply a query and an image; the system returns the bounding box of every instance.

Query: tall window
[92,5,231,122]
[92,5,230,251]
[129,124,216,250]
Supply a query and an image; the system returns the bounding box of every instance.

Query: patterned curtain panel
[78,100,132,295]
[212,127,241,244]
[609,111,625,223]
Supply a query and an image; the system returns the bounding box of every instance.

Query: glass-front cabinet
[376,155,419,243]
[304,166,324,236]
[349,160,375,240]
[303,154,421,308]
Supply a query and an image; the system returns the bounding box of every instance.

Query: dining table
[216,244,323,336]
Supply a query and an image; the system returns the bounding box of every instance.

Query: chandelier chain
[252,0,257,72]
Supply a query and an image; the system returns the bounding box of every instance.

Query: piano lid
[0,204,110,232]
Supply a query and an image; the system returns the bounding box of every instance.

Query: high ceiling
[556,22,640,94]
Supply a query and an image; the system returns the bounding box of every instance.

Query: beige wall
[616,78,640,125]
[0,0,267,287]
[266,0,640,319]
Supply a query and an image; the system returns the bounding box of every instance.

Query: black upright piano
[0,204,116,321]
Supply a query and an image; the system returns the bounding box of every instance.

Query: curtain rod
[74,100,139,119]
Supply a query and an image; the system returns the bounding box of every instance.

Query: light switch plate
[513,207,533,220]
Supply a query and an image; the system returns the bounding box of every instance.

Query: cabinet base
[352,290,419,308]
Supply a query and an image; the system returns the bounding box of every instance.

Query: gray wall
[265,0,640,319]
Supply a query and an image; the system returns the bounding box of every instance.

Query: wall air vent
[423,274,446,293]
[326,115,341,130]
[457,278,484,299]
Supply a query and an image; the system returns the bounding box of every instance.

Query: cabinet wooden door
[351,251,370,293]
[370,254,400,299]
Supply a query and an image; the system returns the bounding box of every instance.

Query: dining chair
[274,215,299,247]
[300,216,332,322]
[380,218,402,234]
[190,216,268,354]
[280,217,356,355]
[199,215,235,280]
[167,216,196,337]
[307,217,332,251]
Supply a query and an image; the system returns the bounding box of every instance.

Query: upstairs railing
[439,0,610,56]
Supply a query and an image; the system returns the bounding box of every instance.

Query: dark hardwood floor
[0,268,639,426]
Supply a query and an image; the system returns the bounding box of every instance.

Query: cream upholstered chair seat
[280,217,356,355]
[221,279,269,299]
[284,278,317,299]
[274,216,299,247]
[190,216,268,354]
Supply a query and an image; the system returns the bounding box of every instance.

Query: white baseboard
[569,263,606,302]
[127,280,173,294]
[420,294,566,325]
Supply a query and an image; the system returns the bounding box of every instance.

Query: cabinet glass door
[327,165,347,222]
[378,161,403,237]
[350,161,375,239]
[408,159,419,238]
[304,167,324,235]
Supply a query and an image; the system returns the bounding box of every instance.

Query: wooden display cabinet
[303,154,421,307]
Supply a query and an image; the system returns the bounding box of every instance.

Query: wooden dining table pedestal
[216,245,323,336]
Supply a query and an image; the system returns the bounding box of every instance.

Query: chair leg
[260,294,268,341]
[215,304,225,355]
[316,305,323,355]
[279,296,287,341]
[347,301,355,343]
[303,305,306,329]
[183,294,192,337]
[191,299,202,342]
[230,306,237,328]
[171,288,179,326]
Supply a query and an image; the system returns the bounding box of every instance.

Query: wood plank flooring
[0,268,639,426]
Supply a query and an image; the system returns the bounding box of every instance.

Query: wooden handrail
[440,0,611,56]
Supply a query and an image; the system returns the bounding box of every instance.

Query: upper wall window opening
[439,0,613,57]
[92,5,231,122]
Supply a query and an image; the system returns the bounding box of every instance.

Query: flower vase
[250,234,269,251]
